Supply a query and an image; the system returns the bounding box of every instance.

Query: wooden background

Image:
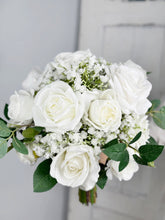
[68,0,165,219]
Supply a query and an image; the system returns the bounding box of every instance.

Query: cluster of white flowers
[39,50,110,92]
[8,50,152,191]
[119,114,150,149]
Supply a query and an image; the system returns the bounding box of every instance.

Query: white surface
[0,1,80,220]
[68,0,165,219]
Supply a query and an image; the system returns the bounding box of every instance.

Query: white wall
[0,1,80,220]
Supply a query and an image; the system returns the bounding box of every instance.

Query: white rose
[85,89,121,132]
[33,81,84,133]
[22,69,42,93]
[8,90,33,125]
[50,145,100,191]
[107,149,139,181]
[55,50,92,69]
[17,144,38,165]
[109,60,152,115]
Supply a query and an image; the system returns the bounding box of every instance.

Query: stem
[4,127,21,152]
[79,186,97,205]
[128,145,139,154]
[147,110,160,116]
[8,122,33,130]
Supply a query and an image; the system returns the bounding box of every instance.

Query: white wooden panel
[102,25,165,98]
[103,26,134,62]
[68,0,165,219]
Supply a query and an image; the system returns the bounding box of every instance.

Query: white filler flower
[8,90,33,125]
[33,81,84,133]
[50,145,100,191]
[17,144,38,165]
[22,69,42,92]
[109,60,152,115]
[86,89,121,132]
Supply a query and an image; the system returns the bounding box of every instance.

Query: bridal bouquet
[1,50,164,205]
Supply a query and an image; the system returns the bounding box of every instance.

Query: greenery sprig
[147,99,165,129]
[97,131,164,190]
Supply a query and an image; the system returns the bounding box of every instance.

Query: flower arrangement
[1,50,165,205]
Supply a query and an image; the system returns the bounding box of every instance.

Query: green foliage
[148,100,165,129]
[22,127,44,139]
[148,99,161,111]
[102,138,118,149]
[79,63,109,91]
[4,104,10,120]
[0,119,11,138]
[147,136,157,145]
[7,145,13,153]
[103,143,127,161]
[97,165,108,189]
[119,150,129,172]
[153,106,165,129]
[139,144,164,162]
[133,155,155,167]
[133,137,163,167]
[33,159,57,192]
[12,137,28,155]
[0,138,8,158]
[103,142,129,172]
[133,154,148,165]
[129,132,142,145]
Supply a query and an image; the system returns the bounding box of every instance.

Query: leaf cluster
[0,118,28,157]
[97,132,164,190]
[148,99,165,129]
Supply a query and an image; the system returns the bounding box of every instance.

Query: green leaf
[148,99,161,112]
[22,127,43,139]
[97,165,108,189]
[133,154,156,167]
[7,145,13,153]
[0,138,8,158]
[129,132,142,145]
[103,143,127,161]
[119,150,129,172]
[12,137,28,155]
[102,138,118,149]
[147,71,151,75]
[4,104,10,120]
[153,106,165,129]
[33,159,57,192]
[147,136,158,145]
[33,126,44,133]
[22,138,35,143]
[139,144,164,162]
[0,119,11,138]
[133,154,148,165]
